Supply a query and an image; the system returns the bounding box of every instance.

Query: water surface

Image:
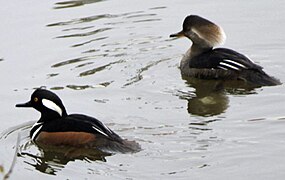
[1,0,285,179]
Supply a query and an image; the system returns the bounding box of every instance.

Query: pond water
[1,0,285,179]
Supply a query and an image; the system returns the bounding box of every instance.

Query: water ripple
[132,18,161,23]
[47,14,113,27]
[62,26,94,31]
[46,11,146,27]
[45,9,164,83]
[54,0,106,9]
[71,36,108,47]
[79,59,125,77]
[56,27,112,38]
[50,82,112,90]
[52,57,86,68]
[52,56,97,68]
[149,6,167,10]
[123,58,172,87]
[66,84,94,90]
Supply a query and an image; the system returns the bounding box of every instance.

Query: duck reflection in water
[19,143,111,175]
[181,76,258,117]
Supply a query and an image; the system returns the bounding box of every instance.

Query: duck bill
[16,101,32,108]
[169,30,185,38]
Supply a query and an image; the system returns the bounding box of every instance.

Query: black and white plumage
[16,89,140,153]
[189,48,258,71]
[30,114,123,143]
[170,15,281,86]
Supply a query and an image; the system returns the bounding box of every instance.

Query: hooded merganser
[170,15,281,86]
[16,89,140,153]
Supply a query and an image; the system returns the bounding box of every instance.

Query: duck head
[16,89,68,120]
[170,15,226,49]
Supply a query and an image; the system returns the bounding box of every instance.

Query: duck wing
[41,114,123,142]
[190,48,263,72]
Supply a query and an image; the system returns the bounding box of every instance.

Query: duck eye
[34,97,39,102]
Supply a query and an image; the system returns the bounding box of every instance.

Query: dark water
[1,0,285,179]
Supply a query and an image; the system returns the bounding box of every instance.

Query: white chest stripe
[32,122,43,129]
[31,124,43,140]
[223,59,247,69]
[42,99,62,116]
[92,126,109,137]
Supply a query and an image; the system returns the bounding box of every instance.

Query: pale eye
[34,97,39,102]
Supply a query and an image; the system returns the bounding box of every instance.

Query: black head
[16,89,68,120]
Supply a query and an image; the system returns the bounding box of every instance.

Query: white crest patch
[218,26,226,45]
[192,25,226,47]
[42,99,62,116]
[92,126,109,137]
[191,28,202,39]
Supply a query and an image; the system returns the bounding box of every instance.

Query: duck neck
[180,43,212,69]
[40,109,67,122]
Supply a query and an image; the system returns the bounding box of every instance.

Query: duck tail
[241,69,281,86]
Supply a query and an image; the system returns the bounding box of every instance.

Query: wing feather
[41,114,123,142]
[189,48,262,72]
